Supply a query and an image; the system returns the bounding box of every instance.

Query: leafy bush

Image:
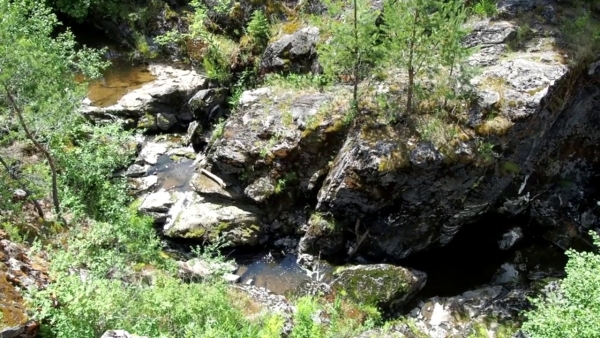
[246,10,271,49]
[522,232,600,338]
[471,0,497,18]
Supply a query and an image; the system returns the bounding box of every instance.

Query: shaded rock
[298,213,344,256]
[259,27,320,75]
[332,264,426,309]
[81,64,207,131]
[164,192,262,246]
[498,227,524,250]
[188,88,227,122]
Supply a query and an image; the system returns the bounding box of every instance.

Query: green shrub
[522,232,600,338]
[246,10,271,49]
[291,297,323,338]
[471,0,497,17]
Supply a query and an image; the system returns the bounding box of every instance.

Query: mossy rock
[0,272,29,334]
[332,264,427,310]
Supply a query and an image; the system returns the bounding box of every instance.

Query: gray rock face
[259,27,321,75]
[331,264,427,310]
[81,64,208,131]
[208,86,349,208]
[188,88,227,122]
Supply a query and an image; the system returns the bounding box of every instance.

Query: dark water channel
[149,154,196,192]
[399,214,568,302]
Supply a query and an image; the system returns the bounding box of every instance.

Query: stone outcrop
[259,27,321,75]
[331,264,427,310]
[81,64,208,131]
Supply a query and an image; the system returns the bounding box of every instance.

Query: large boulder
[311,11,572,260]
[81,64,208,131]
[163,192,262,246]
[331,264,426,310]
[259,27,321,75]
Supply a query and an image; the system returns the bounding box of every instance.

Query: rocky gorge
[3,0,598,336]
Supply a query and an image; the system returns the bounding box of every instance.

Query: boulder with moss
[163,192,262,246]
[332,264,426,310]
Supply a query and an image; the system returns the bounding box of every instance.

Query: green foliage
[274,173,297,194]
[522,232,600,338]
[246,10,271,49]
[317,0,384,84]
[210,118,227,144]
[52,123,135,221]
[471,0,497,18]
[263,73,329,90]
[291,297,323,338]
[32,273,260,338]
[382,0,472,113]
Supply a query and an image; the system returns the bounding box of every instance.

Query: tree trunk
[0,154,45,219]
[353,0,359,113]
[406,9,419,115]
[4,85,63,221]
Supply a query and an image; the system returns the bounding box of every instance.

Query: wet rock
[185,121,204,148]
[498,227,524,250]
[188,88,227,122]
[81,64,208,131]
[164,192,262,246]
[259,27,320,75]
[135,142,168,165]
[331,264,426,309]
[100,330,147,338]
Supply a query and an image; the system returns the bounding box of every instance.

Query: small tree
[382,0,471,114]
[0,0,105,220]
[318,0,384,111]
